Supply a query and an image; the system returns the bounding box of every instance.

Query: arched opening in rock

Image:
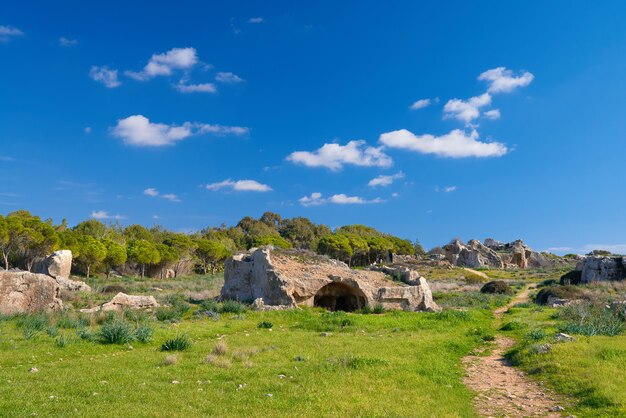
[313,282,367,312]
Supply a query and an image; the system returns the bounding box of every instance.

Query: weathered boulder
[81,292,159,313]
[575,256,626,283]
[368,265,424,285]
[38,250,73,278]
[0,270,63,315]
[56,276,92,292]
[221,248,440,312]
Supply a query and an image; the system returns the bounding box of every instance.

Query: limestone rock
[0,270,63,315]
[576,256,626,283]
[55,276,92,292]
[368,265,424,285]
[221,248,439,312]
[39,250,73,278]
[443,239,504,269]
[80,292,159,313]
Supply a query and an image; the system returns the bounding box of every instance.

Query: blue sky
[1,1,626,253]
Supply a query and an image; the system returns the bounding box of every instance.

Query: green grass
[0,306,493,417]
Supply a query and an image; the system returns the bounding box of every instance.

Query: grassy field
[0,299,496,417]
[499,297,626,416]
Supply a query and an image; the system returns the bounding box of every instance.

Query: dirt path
[463,268,491,281]
[463,284,566,417]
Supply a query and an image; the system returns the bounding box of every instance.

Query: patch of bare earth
[463,285,567,417]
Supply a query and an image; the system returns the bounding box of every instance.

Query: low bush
[464,272,487,285]
[99,320,135,344]
[526,329,546,341]
[220,299,247,314]
[480,281,512,295]
[134,324,154,343]
[213,341,228,355]
[257,321,273,329]
[558,303,624,336]
[101,285,128,294]
[161,335,191,351]
[535,285,584,305]
[155,307,182,322]
[500,321,527,331]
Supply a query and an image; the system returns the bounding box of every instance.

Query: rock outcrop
[0,270,63,315]
[37,250,91,292]
[439,238,567,269]
[221,248,439,312]
[81,292,159,313]
[575,256,626,283]
[38,250,72,278]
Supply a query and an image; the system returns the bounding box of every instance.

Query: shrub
[204,354,231,368]
[480,281,512,295]
[558,303,624,336]
[77,328,94,341]
[526,329,547,341]
[46,326,59,337]
[200,299,220,312]
[134,324,154,343]
[162,354,179,366]
[101,285,128,294]
[257,321,273,329]
[156,307,182,322]
[464,272,487,285]
[220,299,247,314]
[212,341,228,355]
[500,321,527,331]
[560,270,583,285]
[161,335,191,351]
[99,320,135,344]
[372,305,385,314]
[535,285,583,305]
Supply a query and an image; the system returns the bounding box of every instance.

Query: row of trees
[0,210,423,278]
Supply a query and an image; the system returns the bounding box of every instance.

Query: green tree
[127,239,161,278]
[162,233,196,277]
[413,239,426,256]
[156,243,180,277]
[367,236,394,264]
[76,236,107,278]
[250,235,292,249]
[317,234,353,263]
[74,219,106,239]
[102,239,127,278]
[124,224,153,242]
[195,239,230,274]
[343,233,370,266]
[278,217,331,250]
[387,236,415,256]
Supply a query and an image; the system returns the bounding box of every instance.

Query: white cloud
[59,37,78,47]
[197,124,249,136]
[161,193,180,202]
[206,179,272,192]
[379,128,508,158]
[112,115,193,147]
[126,47,199,80]
[84,127,92,134]
[90,210,125,220]
[90,66,121,88]
[248,17,265,23]
[329,194,383,204]
[368,172,404,187]
[287,140,392,171]
[299,192,325,207]
[443,186,457,193]
[0,25,23,42]
[443,93,491,123]
[483,109,501,120]
[478,67,534,94]
[216,71,245,83]
[544,246,574,254]
[298,192,384,206]
[111,115,248,147]
[581,244,626,255]
[410,98,430,110]
[143,187,180,202]
[175,81,216,93]
[391,192,399,198]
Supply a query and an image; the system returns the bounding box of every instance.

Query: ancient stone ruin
[81,292,159,313]
[221,247,440,312]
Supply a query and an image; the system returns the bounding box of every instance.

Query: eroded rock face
[0,270,63,315]
[39,250,73,278]
[221,248,440,312]
[56,276,92,292]
[81,292,159,313]
[443,239,504,269]
[576,256,626,283]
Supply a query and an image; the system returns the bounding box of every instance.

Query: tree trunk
[2,251,8,270]
[141,264,145,278]
[87,265,91,278]
[27,260,33,272]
